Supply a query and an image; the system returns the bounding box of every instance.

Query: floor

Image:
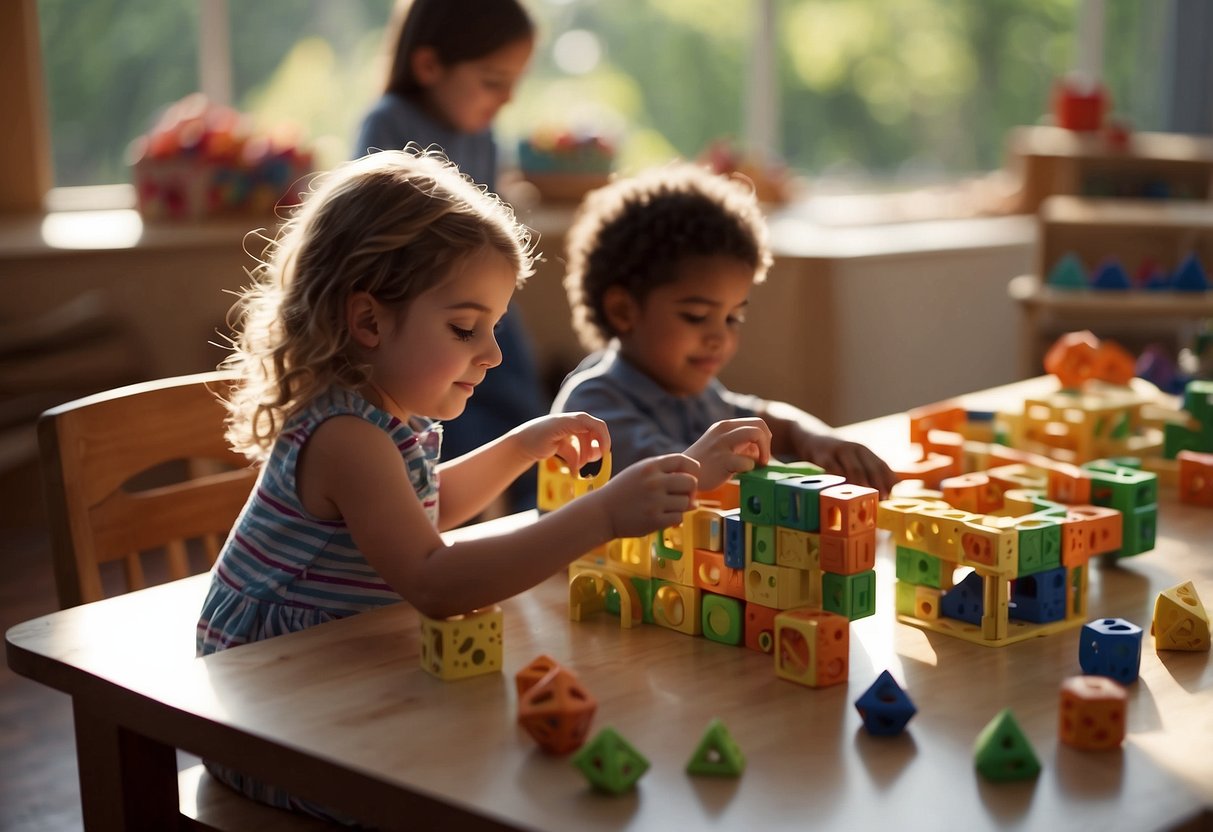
[1,526,82,832]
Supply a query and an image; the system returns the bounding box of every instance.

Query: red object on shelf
[1051,79,1108,132]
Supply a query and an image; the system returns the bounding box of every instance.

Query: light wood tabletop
[7,379,1213,831]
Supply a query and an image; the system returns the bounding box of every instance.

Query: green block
[1086,466,1158,513]
[894,580,917,616]
[974,708,1040,782]
[750,523,776,564]
[572,727,650,794]
[1015,517,1062,575]
[739,469,793,525]
[1165,423,1211,458]
[1182,380,1213,423]
[895,546,944,588]
[605,576,654,624]
[1047,252,1088,289]
[701,594,744,646]
[822,570,876,620]
[773,474,845,531]
[1111,503,1157,558]
[686,718,745,777]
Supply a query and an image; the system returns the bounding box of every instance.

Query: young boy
[552,162,897,496]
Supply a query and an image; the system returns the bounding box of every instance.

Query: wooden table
[8,381,1213,831]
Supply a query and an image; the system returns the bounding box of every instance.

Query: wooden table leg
[73,699,180,831]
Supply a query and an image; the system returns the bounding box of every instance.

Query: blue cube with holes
[1010,566,1067,623]
[1078,617,1143,684]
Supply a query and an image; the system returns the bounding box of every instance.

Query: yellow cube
[419,606,503,681]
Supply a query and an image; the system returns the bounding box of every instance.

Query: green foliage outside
[39,0,1163,190]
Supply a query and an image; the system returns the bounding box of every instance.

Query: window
[35,0,1181,195]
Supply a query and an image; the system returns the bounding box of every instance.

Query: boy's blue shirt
[551,345,761,474]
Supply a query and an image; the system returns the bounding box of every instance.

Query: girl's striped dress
[195,386,440,822]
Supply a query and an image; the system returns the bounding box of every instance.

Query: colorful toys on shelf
[1046,252,1210,292]
[1152,580,1211,651]
[128,93,313,221]
[517,129,614,203]
[418,605,503,681]
[699,137,795,205]
[1058,675,1127,751]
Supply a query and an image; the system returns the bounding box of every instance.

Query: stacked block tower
[539,457,879,688]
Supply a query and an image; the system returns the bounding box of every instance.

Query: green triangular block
[1047,253,1089,290]
[571,727,650,794]
[974,708,1040,782]
[686,718,746,777]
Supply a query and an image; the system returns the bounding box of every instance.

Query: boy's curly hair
[563,162,772,352]
[221,147,535,462]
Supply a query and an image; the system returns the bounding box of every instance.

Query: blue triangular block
[1047,253,1088,289]
[1091,259,1132,290]
[855,670,917,736]
[1172,254,1209,292]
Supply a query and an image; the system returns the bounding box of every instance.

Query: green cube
[895,546,944,588]
[739,469,793,525]
[750,523,776,565]
[1015,517,1062,575]
[701,594,744,646]
[822,570,876,620]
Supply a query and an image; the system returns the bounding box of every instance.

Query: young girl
[197,149,769,820]
[353,0,545,514]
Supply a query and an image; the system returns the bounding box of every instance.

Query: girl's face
[416,36,534,134]
[609,256,754,398]
[366,249,518,421]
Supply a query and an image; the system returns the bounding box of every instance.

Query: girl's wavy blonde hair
[222,147,536,461]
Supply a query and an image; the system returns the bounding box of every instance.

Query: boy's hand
[512,412,609,470]
[686,418,773,492]
[596,453,700,538]
[793,430,896,497]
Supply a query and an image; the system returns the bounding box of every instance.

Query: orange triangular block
[1152,581,1211,651]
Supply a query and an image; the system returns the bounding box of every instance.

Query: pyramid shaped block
[686,718,746,776]
[855,670,917,736]
[974,708,1040,782]
[1047,253,1088,289]
[1152,580,1211,651]
[1172,254,1209,292]
[572,727,650,794]
[1091,259,1131,290]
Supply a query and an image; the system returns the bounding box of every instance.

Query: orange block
[942,473,1002,514]
[1093,340,1136,386]
[697,477,740,510]
[773,609,849,688]
[1048,464,1092,505]
[744,602,779,653]
[908,400,967,445]
[515,654,561,698]
[1178,451,1213,507]
[819,529,877,575]
[1044,330,1100,388]
[819,484,879,537]
[692,548,746,600]
[1059,675,1127,751]
[517,667,597,755]
[1066,505,1123,557]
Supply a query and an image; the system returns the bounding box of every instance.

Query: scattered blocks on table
[686,718,746,777]
[854,670,917,736]
[571,727,650,794]
[418,605,503,681]
[1059,675,1127,751]
[1078,617,1143,684]
[974,708,1041,782]
[1152,580,1211,651]
[517,665,597,755]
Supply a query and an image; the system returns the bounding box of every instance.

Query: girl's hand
[793,429,896,497]
[510,412,610,470]
[596,453,701,539]
[685,418,773,492]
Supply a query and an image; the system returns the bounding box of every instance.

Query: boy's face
[610,255,754,398]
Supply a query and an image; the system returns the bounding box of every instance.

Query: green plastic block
[739,469,793,525]
[605,576,654,624]
[1165,423,1211,458]
[772,474,844,531]
[895,546,944,588]
[1086,466,1158,513]
[974,708,1040,782]
[1015,517,1062,575]
[572,727,650,794]
[1111,503,1157,558]
[1047,252,1088,289]
[750,523,776,565]
[822,570,876,620]
[701,594,744,646]
[1182,380,1213,423]
[894,581,917,616]
[686,718,745,777]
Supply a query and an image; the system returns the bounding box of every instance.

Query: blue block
[854,670,917,736]
[1078,617,1143,684]
[773,474,845,531]
[1090,259,1132,290]
[1010,567,1066,623]
[1172,254,1209,292]
[940,571,984,625]
[723,511,745,569]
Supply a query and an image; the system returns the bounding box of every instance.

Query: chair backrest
[39,371,257,608]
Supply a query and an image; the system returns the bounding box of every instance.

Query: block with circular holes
[1059,675,1127,751]
[773,608,849,688]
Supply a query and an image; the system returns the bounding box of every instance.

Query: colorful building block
[854,670,917,736]
[974,709,1040,782]
[571,727,649,794]
[1079,618,1143,684]
[773,609,849,688]
[418,605,503,681]
[1152,580,1211,651]
[701,593,744,646]
[1059,675,1127,751]
[686,719,745,777]
[517,666,597,754]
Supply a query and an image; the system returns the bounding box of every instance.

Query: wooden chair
[38,371,337,831]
